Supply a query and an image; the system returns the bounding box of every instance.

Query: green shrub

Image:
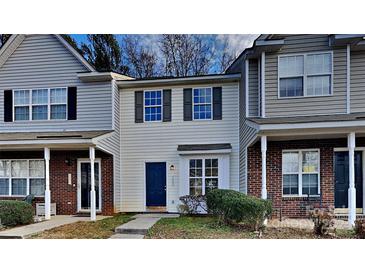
[0,200,34,227]
[206,189,272,230]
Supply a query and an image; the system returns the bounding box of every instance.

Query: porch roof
[0,130,113,149]
[248,112,365,125]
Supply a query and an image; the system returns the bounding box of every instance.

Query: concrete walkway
[0,215,108,239]
[110,213,179,239]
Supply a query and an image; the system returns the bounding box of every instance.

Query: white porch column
[261,135,267,200]
[89,146,96,221]
[348,132,356,226]
[44,147,51,220]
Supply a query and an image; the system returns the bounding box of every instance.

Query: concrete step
[109,233,144,239]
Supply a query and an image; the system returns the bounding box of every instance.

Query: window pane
[307,53,332,75]
[11,160,28,177]
[302,151,319,173]
[189,178,202,196]
[280,77,303,97]
[50,88,67,104]
[283,152,299,173]
[29,160,45,177]
[0,179,9,195]
[14,90,29,105]
[51,105,66,119]
[15,106,29,120]
[283,174,299,195]
[0,160,9,177]
[30,178,45,196]
[307,75,331,96]
[302,174,319,195]
[11,179,27,196]
[32,105,48,120]
[205,178,218,194]
[32,89,48,104]
[189,159,202,177]
[279,55,304,77]
[205,159,218,177]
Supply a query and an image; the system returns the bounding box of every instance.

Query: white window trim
[277,51,334,99]
[143,89,163,123]
[189,158,219,196]
[192,87,213,121]
[282,149,321,197]
[0,159,45,198]
[13,87,68,122]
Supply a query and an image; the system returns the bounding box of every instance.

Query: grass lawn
[30,214,133,239]
[145,216,356,239]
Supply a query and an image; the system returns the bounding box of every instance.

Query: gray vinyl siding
[265,35,347,117]
[0,35,113,131]
[248,58,259,117]
[96,80,121,212]
[350,50,365,112]
[120,82,239,212]
[239,122,257,193]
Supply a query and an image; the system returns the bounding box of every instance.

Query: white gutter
[247,119,365,131]
[117,74,241,88]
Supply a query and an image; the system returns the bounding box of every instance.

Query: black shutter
[163,89,171,122]
[135,91,144,123]
[213,86,222,120]
[67,86,77,120]
[183,88,192,121]
[4,90,13,122]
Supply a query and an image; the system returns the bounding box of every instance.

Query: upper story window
[144,90,162,122]
[282,150,320,197]
[193,87,212,120]
[13,88,67,121]
[278,52,332,98]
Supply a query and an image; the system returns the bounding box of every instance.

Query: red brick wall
[247,138,355,218]
[0,150,114,216]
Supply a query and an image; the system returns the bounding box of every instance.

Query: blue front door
[146,162,166,207]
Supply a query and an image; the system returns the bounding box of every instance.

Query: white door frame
[334,148,365,214]
[77,158,102,212]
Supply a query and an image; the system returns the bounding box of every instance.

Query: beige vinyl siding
[0,35,113,131]
[265,35,347,117]
[120,82,239,212]
[350,50,365,112]
[248,58,260,117]
[97,80,121,212]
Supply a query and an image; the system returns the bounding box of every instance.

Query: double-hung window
[13,88,67,121]
[278,52,332,98]
[0,159,45,197]
[189,158,218,195]
[193,87,212,120]
[144,90,162,122]
[282,150,320,196]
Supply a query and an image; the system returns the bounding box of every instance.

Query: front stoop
[110,213,179,239]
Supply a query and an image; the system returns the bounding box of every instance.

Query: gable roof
[0,34,96,72]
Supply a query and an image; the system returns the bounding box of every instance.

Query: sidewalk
[0,215,107,239]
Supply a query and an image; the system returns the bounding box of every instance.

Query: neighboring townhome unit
[0,34,130,220]
[227,34,365,225]
[117,75,240,212]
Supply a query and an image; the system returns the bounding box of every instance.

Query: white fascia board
[178,149,232,155]
[256,120,365,131]
[54,34,96,72]
[0,138,94,146]
[117,74,241,88]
